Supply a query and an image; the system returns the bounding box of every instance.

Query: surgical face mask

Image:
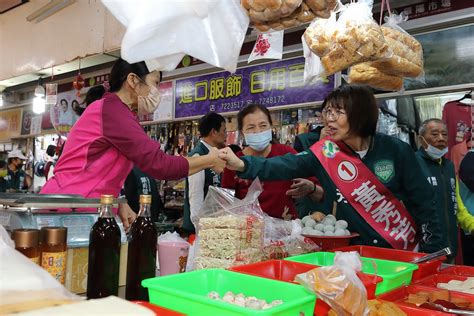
[138,85,161,116]
[422,137,448,160]
[426,144,448,160]
[244,129,272,152]
[0,169,7,178]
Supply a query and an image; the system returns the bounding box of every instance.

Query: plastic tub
[377,284,474,315]
[133,301,185,316]
[439,265,474,277]
[142,269,316,316]
[302,233,359,251]
[230,260,382,316]
[414,273,473,295]
[285,252,418,295]
[334,245,445,281]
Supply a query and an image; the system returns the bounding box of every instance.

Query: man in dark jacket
[416,119,458,261]
[183,112,227,233]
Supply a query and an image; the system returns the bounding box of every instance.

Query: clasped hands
[208,147,323,202]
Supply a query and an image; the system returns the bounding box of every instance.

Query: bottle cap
[100,194,114,205]
[139,195,152,204]
[40,227,67,245]
[11,229,40,249]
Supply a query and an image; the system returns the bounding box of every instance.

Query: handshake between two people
[206,147,324,202]
[206,146,246,174]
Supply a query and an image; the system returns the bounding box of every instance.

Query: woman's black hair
[109,58,151,92]
[237,104,273,131]
[74,85,107,116]
[60,98,68,106]
[322,84,379,138]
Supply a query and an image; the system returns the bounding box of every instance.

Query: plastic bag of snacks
[304,0,390,77]
[295,251,369,316]
[371,13,424,78]
[241,0,303,23]
[263,217,319,260]
[348,62,404,91]
[189,179,265,270]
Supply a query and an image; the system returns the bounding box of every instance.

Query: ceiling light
[26,0,76,23]
[35,78,45,97]
[33,96,46,114]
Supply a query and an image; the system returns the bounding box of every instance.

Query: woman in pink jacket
[41,58,225,227]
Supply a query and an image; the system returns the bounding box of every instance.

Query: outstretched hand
[286,178,315,199]
[219,147,245,172]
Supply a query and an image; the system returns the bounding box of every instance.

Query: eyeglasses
[322,108,346,120]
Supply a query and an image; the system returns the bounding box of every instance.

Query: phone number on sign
[255,95,286,105]
[219,96,286,111]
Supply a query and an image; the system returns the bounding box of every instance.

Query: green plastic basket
[285,252,418,295]
[142,269,316,316]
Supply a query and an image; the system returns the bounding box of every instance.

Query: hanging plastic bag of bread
[247,0,338,32]
[304,0,391,77]
[347,62,404,91]
[370,12,424,79]
[187,179,266,271]
[102,0,249,73]
[295,251,369,316]
[263,216,319,260]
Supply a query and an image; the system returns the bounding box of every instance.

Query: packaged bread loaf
[304,1,390,76]
[369,15,423,78]
[253,2,315,32]
[304,0,338,19]
[348,63,404,91]
[241,0,302,23]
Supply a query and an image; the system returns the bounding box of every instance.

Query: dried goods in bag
[348,63,404,91]
[187,179,265,270]
[304,0,391,77]
[241,0,303,23]
[370,14,424,78]
[295,251,369,316]
[253,2,315,32]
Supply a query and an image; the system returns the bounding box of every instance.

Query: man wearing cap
[457,151,474,266]
[416,119,458,261]
[6,149,31,192]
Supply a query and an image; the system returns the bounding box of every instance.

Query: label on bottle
[41,251,67,284]
[31,256,39,265]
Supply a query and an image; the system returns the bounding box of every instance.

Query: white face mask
[244,129,272,152]
[422,137,448,160]
[138,85,161,116]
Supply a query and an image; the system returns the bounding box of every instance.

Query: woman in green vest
[219,85,447,253]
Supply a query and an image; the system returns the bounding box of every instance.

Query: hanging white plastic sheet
[102,0,250,73]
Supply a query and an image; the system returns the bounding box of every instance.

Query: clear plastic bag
[304,0,390,77]
[295,251,369,316]
[241,0,303,24]
[188,179,265,270]
[347,62,404,92]
[263,217,319,259]
[371,13,424,80]
[0,225,79,311]
[102,0,249,73]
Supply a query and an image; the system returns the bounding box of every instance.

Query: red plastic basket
[377,284,474,315]
[230,260,382,316]
[439,265,474,277]
[133,301,185,316]
[414,273,472,295]
[334,245,445,281]
[302,233,359,251]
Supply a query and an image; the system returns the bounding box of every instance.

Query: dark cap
[12,229,40,248]
[459,151,474,192]
[40,227,67,245]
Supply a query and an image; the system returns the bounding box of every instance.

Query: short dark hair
[237,104,273,131]
[109,58,151,92]
[323,85,379,138]
[419,118,446,136]
[74,85,107,116]
[46,145,56,157]
[199,112,225,137]
[60,99,68,106]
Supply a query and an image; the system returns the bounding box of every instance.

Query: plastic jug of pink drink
[157,232,189,276]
